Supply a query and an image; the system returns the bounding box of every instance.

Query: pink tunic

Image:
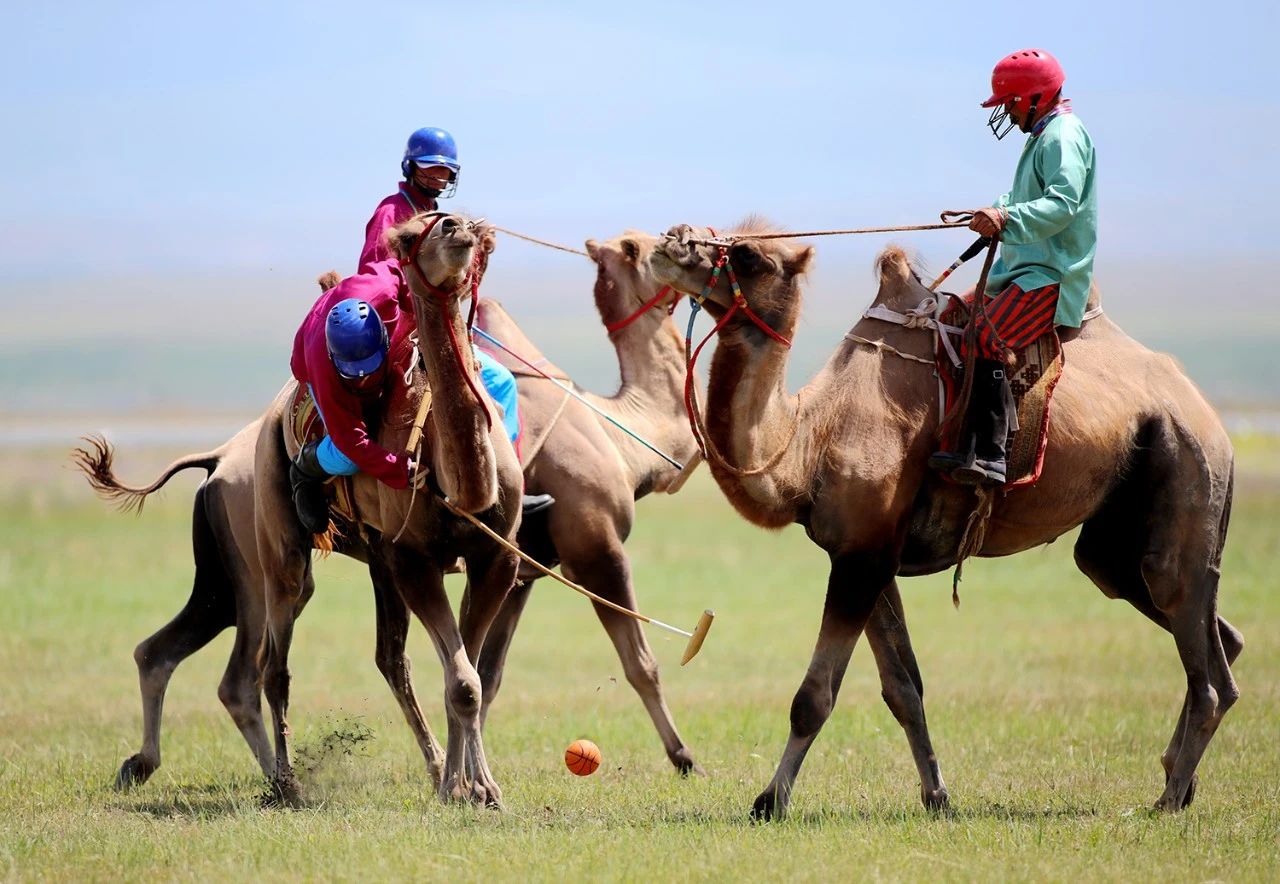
[357,182,437,273]
[289,261,416,489]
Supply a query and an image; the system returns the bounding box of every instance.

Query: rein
[399,213,493,432]
[605,285,677,334]
[678,241,801,478]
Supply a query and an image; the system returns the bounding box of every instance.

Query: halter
[672,233,799,476]
[604,285,679,334]
[399,212,493,430]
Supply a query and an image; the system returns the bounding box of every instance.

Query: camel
[73,228,714,792]
[253,211,526,807]
[648,219,1241,820]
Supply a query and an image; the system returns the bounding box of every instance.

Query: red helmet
[981,49,1065,109]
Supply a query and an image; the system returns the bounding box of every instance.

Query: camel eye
[730,243,764,273]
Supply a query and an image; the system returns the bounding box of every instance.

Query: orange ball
[564,739,601,776]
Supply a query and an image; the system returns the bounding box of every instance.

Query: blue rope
[470,326,684,470]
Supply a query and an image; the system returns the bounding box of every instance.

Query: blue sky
[4,0,1276,283]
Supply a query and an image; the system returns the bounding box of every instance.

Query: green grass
[1,443,1278,881]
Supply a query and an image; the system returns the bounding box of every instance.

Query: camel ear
[621,238,640,264]
[385,218,425,261]
[584,239,601,261]
[784,246,814,277]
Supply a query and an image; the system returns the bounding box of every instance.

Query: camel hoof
[262,775,305,809]
[115,754,157,791]
[749,788,786,822]
[921,786,950,812]
[1182,774,1198,808]
[672,750,707,778]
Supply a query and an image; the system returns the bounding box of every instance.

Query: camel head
[386,211,492,300]
[649,219,813,341]
[584,231,682,334]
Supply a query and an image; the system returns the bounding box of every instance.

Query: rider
[289,279,417,534]
[930,49,1097,485]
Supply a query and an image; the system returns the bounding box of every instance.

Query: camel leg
[563,549,703,776]
[864,582,947,809]
[451,541,519,807]
[752,551,894,821]
[1074,423,1239,811]
[116,485,236,790]
[258,538,313,807]
[383,544,497,807]
[476,580,534,731]
[367,549,445,790]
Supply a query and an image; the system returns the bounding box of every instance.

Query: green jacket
[987,110,1097,327]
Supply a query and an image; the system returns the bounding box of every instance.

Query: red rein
[682,246,792,441]
[605,285,677,333]
[400,214,494,431]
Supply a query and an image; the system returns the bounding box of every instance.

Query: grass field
[1,440,1277,881]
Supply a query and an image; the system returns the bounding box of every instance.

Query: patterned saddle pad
[936,296,1064,488]
[284,383,359,525]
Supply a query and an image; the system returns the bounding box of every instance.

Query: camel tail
[71,433,225,515]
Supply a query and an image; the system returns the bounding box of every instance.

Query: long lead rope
[471,326,685,470]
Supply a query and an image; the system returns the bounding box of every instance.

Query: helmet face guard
[401,127,460,197]
[981,49,1065,140]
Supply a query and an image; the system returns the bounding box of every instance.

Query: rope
[471,326,684,470]
[517,389,573,468]
[689,218,971,246]
[492,226,589,257]
[435,494,693,638]
[951,485,994,608]
[843,333,935,366]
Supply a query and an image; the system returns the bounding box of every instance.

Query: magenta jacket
[358,182,437,273]
[290,261,417,489]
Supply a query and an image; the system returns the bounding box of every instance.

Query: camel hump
[875,245,915,287]
[317,270,342,292]
[474,299,570,380]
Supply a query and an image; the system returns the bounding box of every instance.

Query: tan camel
[254,211,525,807]
[648,220,1241,819]
[73,229,714,791]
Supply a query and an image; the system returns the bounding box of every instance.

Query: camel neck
[703,322,808,526]
[409,278,499,512]
[586,319,696,491]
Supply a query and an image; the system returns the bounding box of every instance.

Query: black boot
[289,441,332,534]
[952,359,1013,485]
[521,493,555,517]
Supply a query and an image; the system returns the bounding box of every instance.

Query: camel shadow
[657,800,1102,828]
[115,778,268,820]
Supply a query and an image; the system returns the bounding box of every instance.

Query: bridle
[399,212,493,430]
[667,231,800,478]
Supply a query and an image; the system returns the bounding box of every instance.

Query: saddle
[283,333,427,529]
[934,295,1064,488]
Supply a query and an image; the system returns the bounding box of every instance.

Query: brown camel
[73,228,714,791]
[648,220,1241,819]
[254,211,525,807]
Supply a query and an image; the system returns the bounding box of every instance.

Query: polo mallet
[929,236,992,292]
[435,495,715,665]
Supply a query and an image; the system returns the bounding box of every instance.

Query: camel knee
[790,678,834,740]
[622,650,661,693]
[218,675,260,728]
[448,674,482,720]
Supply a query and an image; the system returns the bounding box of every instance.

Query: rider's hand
[969,207,1006,238]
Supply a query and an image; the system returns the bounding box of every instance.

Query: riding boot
[952,359,1013,485]
[289,440,332,534]
[521,493,555,517]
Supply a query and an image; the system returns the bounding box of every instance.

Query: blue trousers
[313,347,520,476]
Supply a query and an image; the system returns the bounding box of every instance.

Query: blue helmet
[401,127,460,196]
[326,299,389,379]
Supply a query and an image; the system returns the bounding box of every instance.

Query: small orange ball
[564,739,601,776]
